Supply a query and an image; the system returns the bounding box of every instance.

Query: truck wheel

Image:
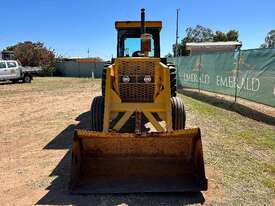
[23,75,32,83]
[90,96,104,131]
[171,97,186,130]
[168,64,177,97]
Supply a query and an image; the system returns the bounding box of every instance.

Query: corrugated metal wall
[56,61,104,78]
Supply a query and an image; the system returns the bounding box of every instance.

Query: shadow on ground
[0,81,23,85]
[180,89,275,126]
[37,111,205,205]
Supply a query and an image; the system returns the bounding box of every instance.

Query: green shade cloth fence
[173,48,275,107]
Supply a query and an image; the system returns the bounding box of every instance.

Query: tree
[173,40,189,56]
[213,30,239,42]
[5,41,56,75]
[95,57,104,62]
[173,25,214,56]
[165,53,173,58]
[185,25,214,42]
[226,30,239,41]
[173,25,240,56]
[213,31,228,42]
[260,30,275,48]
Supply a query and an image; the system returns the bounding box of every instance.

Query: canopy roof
[115,21,162,30]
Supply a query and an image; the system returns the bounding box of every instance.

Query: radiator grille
[118,60,156,102]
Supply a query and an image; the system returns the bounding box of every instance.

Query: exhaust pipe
[140,8,151,56]
[141,8,145,34]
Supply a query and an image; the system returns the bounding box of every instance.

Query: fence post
[177,56,179,91]
[234,50,241,103]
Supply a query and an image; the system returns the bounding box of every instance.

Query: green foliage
[185,25,214,42]
[260,29,275,48]
[213,30,239,42]
[226,30,239,41]
[165,53,173,58]
[213,31,228,42]
[173,25,240,56]
[5,41,56,75]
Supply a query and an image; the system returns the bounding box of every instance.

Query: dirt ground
[0,77,274,206]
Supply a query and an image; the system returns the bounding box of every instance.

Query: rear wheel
[23,75,32,83]
[101,68,106,97]
[171,97,186,130]
[102,62,111,97]
[168,63,177,97]
[90,96,104,131]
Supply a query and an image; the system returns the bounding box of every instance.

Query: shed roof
[186,41,242,47]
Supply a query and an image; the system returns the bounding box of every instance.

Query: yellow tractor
[70,9,207,193]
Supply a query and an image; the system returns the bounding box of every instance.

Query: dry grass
[180,94,275,205]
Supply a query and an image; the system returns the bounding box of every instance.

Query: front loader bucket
[69,128,207,194]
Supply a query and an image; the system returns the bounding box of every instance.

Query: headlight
[122,75,130,83]
[144,75,152,83]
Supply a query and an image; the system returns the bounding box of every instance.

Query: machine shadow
[37,111,205,205]
[180,89,275,126]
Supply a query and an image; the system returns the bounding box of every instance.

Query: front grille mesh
[118,60,156,102]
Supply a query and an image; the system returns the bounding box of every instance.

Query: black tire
[171,85,177,94]
[169,68,176,73]
[167,63,175,67]
[23,75,32,83]
[170,72,176,80]
[170,79,177,87]
[171,97,186,130]
[168,64,177,97]
[90,96,104,131]
[101,68,107,97]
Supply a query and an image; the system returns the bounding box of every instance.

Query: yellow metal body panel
[103,57,172,133]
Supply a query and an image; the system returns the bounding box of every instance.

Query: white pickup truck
[0,60,41,83]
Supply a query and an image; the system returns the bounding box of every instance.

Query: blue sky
[1,0,274,60]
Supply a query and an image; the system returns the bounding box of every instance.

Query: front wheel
[168,63,177,97]
[171,97,186,130]
[90,96,104,131]
[23,75,32,83]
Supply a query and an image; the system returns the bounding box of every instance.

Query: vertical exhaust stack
[140,8,151,57]
[141,8,145,34]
